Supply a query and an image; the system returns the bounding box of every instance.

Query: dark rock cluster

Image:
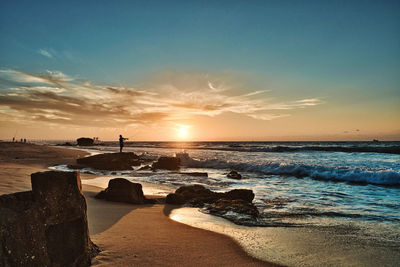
[75,152,141,171]
[76,137,94,146]
[95,178,155,204]
[151,156,180,170]
[67,152,184,172]
[0,171,98,267]
[166,185,258,225]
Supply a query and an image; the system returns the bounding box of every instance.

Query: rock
[166,185,254,205]
[224,189,254,202]
[227,170,242,179]
[180,172,208,177]
[95,178,154,204]
[165,185,258,225]
[152,157,180,170]
[175,184,215,200]
[166,185,215,207]
[0,171,98,267]
[165,193,186,205]
[76,152,141,171]
[77,137,94,146]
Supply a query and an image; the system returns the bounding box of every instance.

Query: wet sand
[0,142,274,266]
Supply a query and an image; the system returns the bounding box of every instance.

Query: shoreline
[0,142,275,266]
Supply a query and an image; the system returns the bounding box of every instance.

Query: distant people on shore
[11,137,28,143]
[119,135,128,153]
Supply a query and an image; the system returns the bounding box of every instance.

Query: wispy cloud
[38,49,53,58]
[0,69,324,128]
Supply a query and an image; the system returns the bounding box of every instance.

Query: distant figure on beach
[12,137,15,142]
[23,138,26,143]
[119,135,128,153]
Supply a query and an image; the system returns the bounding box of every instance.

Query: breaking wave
[202,145,400,155]
[81,141,400,155]
[177,153,400,186]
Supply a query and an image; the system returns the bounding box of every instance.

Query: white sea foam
[177,155,400,186]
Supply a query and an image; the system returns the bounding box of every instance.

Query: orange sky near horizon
[0,71,398,142]
[0,70,399,142]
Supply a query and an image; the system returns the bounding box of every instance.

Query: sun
[178,126,188,138]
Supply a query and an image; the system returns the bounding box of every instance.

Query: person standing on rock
[119,135,128,153]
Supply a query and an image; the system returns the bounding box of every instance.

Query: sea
[49,141,400,266]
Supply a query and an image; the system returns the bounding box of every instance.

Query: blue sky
[0,0,399,140]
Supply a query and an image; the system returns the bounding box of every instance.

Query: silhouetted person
[20,138,23,143]
[12,137,15,142]
[23,138,26,143]
[119,135,128,153]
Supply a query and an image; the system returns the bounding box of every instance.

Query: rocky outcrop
[224,189,254,203]
[166,184,215,205]
[0,171,98,267]
[227,170,242,179]
[166,185,254,205]
[95,178,155,204]
[77,137,94,146]
[152,157,180,170]
[165,185,257,225]
[76,152,141,171]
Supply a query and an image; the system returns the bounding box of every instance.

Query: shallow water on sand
[170,207,400,267]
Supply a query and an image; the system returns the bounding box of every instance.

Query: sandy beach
[0,142,274,266]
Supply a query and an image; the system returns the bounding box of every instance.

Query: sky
[0,0,399,141]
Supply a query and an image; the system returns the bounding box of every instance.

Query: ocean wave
[80,141,400,155]
[202,145,400,155]
[177,154,400,186]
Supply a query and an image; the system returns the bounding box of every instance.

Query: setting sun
[178,126,188,139]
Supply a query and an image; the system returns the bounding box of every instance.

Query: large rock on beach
[0,171,98,267]
[152,156,180,170]
[166,185,255,205]
[224,189,254,203]
[76,152,141,171]
[95,178,155,204]
[166,185,257,225]
[77,137,94,146]
[173,184,216,205]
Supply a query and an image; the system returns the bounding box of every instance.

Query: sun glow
[177,125,189,139]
